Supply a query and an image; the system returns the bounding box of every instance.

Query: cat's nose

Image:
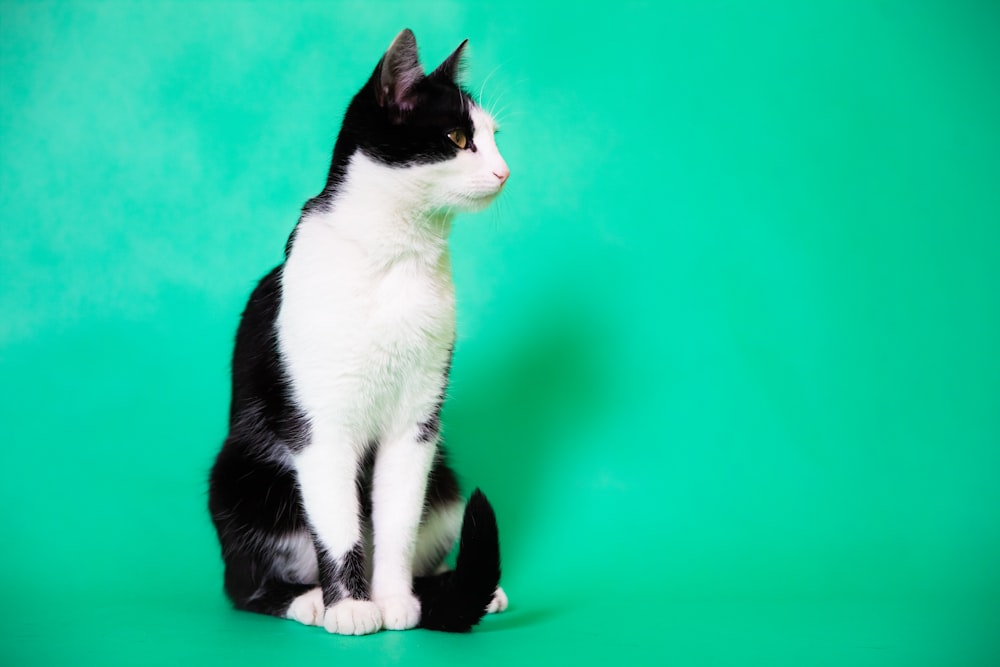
[493,165,510,184]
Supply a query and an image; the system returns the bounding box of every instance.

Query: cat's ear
[429,39,468,83]
[376,28,424,119]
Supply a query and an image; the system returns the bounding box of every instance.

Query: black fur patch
[337,543,370,601]
[417,407,442,443]
[315,540,369,606]
[417,346,453,443]
[356,445,377,519]
[425,448,461,510]
[226,265,310,450]
[296,38,476,225]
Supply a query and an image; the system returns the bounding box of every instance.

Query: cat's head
[338,29,509,213]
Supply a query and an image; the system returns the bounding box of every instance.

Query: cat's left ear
[429,39,468,83]
[376,28,424,120]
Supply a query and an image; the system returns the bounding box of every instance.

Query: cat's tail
[413,488,501,632]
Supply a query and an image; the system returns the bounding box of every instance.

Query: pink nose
[493,163,510,183]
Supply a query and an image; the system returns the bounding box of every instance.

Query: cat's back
[227,264,308,442]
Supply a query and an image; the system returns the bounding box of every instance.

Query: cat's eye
[447,129,468,150]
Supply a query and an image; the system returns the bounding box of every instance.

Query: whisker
[477,62,505,107]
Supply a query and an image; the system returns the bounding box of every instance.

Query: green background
[2,1,998,665]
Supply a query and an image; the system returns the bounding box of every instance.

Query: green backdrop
[2,1,998,665]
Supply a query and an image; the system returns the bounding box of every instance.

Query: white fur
[286,587,324,626]
[487,586,508,614]
[413,500,464,575]
[280,105,506,633]
[293,437,365,558]
[370,429,437,622]
[377,593,422,631]
[324,599,383,636]
[272,531,319,584]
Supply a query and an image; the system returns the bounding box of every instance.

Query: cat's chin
[437,195,498,216]
[462,191,502,212]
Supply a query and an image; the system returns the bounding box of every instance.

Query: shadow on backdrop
[442,289,618,570]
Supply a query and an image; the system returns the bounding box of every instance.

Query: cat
[208,29,510,635]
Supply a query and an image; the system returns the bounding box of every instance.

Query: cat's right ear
[376,28,424,121]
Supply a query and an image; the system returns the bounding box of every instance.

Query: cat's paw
[323,599,383,635]
[286,587,325,626]
[486,586,508,614]
[376,593,421,631]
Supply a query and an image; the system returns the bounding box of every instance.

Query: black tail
[414,488,501,632]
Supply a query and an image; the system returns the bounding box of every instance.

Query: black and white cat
[208,29,509,635]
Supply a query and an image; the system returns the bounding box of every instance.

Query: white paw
[376,593,421,630]
[286,587,325,626]
[323,599,383,635]
[486,586,508,614]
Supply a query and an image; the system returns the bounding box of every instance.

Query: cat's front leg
[370,427,439,630]
[293,435,383,636]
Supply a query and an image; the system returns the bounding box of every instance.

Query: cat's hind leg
[413,499,464,577]
[222,532,325,625]
[210,440,328,626]
[285,587,325,625]
[222,558,321,624]
[486,586,508,613]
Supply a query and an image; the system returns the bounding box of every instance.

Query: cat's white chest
[359,258,454,387]
[277,220,455,443]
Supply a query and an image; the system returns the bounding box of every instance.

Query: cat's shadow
[476,605,560,633]
[443,291,614,579]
